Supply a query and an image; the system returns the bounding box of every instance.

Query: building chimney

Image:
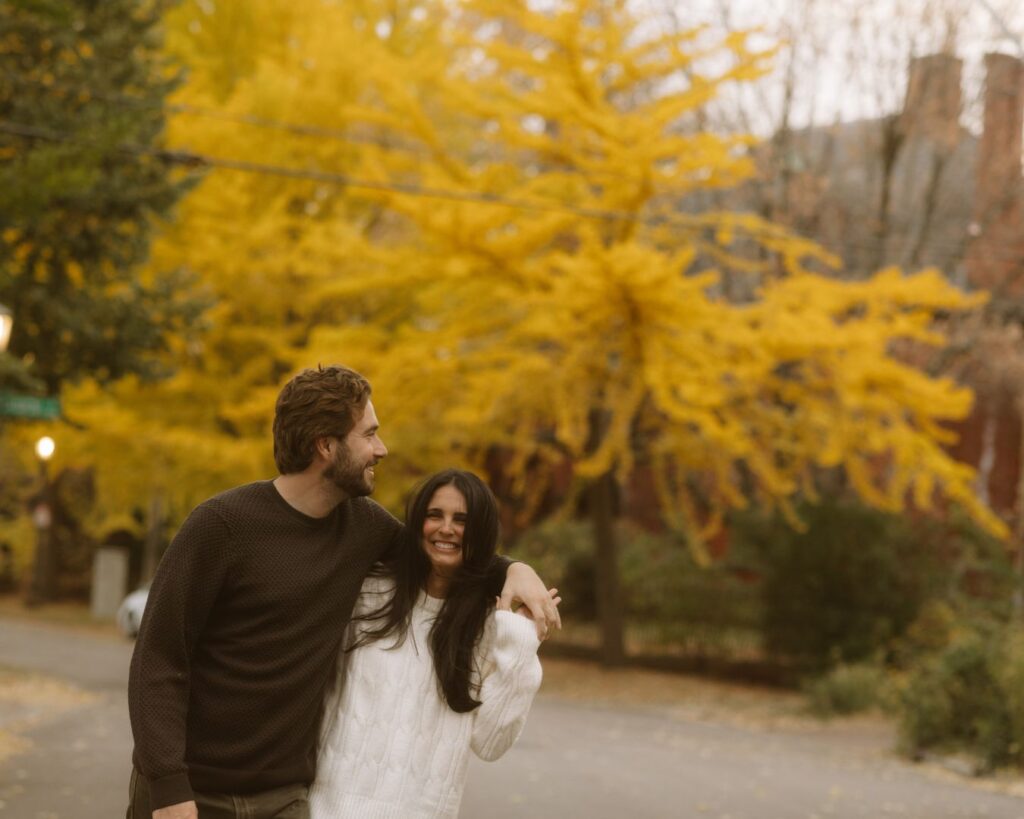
[901,54,963,149]
[968,53,1024,292]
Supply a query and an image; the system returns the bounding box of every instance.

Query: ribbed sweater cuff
[148,771,195,811]
[493,610,541,659]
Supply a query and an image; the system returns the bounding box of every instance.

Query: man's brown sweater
[128,480,402,810]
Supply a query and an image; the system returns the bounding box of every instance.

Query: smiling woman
[309,469,547,819]
[421,483,468,595]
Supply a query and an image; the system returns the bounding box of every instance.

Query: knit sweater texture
[309,577,543,819]
[128,480,403,810]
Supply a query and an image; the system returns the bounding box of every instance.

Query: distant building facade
[754,52,1024,522]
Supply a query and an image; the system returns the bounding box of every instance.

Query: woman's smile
[421,484,468,587]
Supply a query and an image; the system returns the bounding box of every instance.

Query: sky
[634,0,1024,135]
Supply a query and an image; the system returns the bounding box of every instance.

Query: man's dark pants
[127,769,309,819]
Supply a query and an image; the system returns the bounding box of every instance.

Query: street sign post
[0,392,61,420]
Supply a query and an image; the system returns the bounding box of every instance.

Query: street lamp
[27,435,56,607]
[0,303,12,353]
[35,435,55,462]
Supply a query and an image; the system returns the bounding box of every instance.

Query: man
[127,365,559,819]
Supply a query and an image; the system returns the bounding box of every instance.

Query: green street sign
[0,392,61,420]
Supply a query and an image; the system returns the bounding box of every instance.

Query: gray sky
[637,0,1024,134]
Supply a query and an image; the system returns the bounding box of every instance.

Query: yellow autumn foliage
[18,0,1002,554]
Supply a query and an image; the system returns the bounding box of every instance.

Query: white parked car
[117,587,149,638]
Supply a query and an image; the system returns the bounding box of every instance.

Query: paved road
[1,617,1024,818]
[0,618,134,817]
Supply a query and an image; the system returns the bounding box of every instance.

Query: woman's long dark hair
[350,469,505,713]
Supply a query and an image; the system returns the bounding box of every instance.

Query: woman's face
[420,484,467,578]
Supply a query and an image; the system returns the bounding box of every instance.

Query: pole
[26,458,53,606]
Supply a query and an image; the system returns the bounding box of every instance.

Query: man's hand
[499,562,562,639]
[154,801,197,819]
[498,588,561,624]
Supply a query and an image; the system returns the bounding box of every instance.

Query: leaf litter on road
[0,668,95,766]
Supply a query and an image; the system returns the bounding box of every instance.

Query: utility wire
[4,71,1021,261]
[0,117,777,236]
[0,68,722,192]
[3,116,1022,265]
[0,69,431,156]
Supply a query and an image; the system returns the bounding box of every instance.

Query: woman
[310,469,549,819]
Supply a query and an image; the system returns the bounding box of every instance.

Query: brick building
[953,53,1024,519]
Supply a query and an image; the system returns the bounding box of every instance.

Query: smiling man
[126,365,559,819]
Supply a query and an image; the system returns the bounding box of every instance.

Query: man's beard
[324,444,374,498]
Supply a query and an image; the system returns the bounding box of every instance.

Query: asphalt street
[1,616,1024,818]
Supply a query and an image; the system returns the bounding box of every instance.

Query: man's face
[324,400,388,497]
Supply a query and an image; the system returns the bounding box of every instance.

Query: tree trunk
[871,116,903,272]
[587,470,626,666]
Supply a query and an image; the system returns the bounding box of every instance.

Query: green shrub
[731,497,951,673]
[506,519,595,620]
[508,518,761,654]
[899,628,1024,770]
[803,662,894,717]
[901,600,957,657]
[900,661,955,751]
[619,526,759,630]
[999,630,1024,766]
[509,501,1016,685]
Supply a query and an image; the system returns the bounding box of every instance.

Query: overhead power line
[0,117,780,236]
[4,71,1022,259]
[0,69,431,156]
[3,116,1023,267]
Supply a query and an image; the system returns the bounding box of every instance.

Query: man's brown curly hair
[273,365,372,474]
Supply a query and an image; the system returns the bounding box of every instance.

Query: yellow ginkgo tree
[297,0,1000,663]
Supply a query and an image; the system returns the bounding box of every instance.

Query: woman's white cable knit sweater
[309,576,543,819]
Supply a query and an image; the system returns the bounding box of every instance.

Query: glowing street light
[35,435,55,462]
